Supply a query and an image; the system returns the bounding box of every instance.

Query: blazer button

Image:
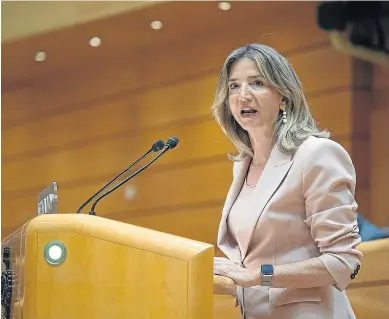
[357,265,360,271]
[350,274,356,280]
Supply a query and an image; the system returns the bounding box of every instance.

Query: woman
[212,44,362,319]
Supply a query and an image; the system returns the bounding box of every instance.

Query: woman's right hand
[213,275,236,296]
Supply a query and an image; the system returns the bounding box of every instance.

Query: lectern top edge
[22,213,214,262]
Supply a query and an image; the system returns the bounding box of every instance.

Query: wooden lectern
[1,214,214,319]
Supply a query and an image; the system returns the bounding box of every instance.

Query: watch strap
[260,264,274,287]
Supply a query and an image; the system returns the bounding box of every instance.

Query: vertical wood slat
[370,65,389,225]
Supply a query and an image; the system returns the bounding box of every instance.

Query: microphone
[88,136,179,215]
[76,139,165,214]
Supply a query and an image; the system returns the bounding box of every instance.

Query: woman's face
[227,58,283,132]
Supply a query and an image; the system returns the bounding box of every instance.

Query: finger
[214,260,228,266]
[214,258,235,266]
[214,262,242,272]
[214,268,224,276]
[214,258,239,267]
[214,275,236,296]
[213,265,228,276]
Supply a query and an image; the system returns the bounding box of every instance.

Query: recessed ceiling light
[218,2,231,11]
[89,37,102,47]
[150,20,163,30]
[35,52,47,62]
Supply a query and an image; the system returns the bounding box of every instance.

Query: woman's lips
[240,108,257,117]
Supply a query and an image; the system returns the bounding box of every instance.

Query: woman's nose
[238,84,252,101]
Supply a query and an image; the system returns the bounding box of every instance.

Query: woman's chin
[238,118,260,130]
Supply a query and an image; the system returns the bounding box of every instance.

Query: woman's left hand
[214,257,260,288]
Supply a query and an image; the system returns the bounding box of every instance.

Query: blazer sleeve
[302,138,363,291]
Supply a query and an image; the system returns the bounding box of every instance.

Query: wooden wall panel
[2,120,231,192]
[2,2,328,127]
[373,65,389,110]
[309,90,352,136]
[348,286,389,319]
[2,48,354,193]
[2,46,351,162]
[2,134,353,233]
[373,66,389,89]
[374,87,389,110]
[1,1,318,86]
[371,65,389,225]
[2,1,359,242]
[124,206,223,244]
[2,43,343,131]
[2,158,233,229]
[2,75,219,158]
[289,47,351,95]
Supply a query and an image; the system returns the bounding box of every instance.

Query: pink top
[227,178,257,258]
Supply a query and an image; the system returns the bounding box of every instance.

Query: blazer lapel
[240,146,294,260]
[217,157,250,262]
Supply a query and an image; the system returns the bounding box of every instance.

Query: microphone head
[151,140,165,152]
[166,137,179,149]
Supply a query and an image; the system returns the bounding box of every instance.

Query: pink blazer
[217,136,363,319]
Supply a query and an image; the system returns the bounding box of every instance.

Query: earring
[280,101,287,124]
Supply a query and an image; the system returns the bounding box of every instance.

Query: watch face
[261,264,274,275]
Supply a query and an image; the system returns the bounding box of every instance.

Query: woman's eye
[252,80,263,86]
[229,83,239,90]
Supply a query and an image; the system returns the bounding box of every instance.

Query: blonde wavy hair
[211,44,330,161]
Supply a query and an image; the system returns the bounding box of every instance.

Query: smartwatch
[260,264,274,287]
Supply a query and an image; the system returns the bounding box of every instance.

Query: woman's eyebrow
[228,75,262,82]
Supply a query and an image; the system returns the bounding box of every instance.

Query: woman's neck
[249,127,273,165]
